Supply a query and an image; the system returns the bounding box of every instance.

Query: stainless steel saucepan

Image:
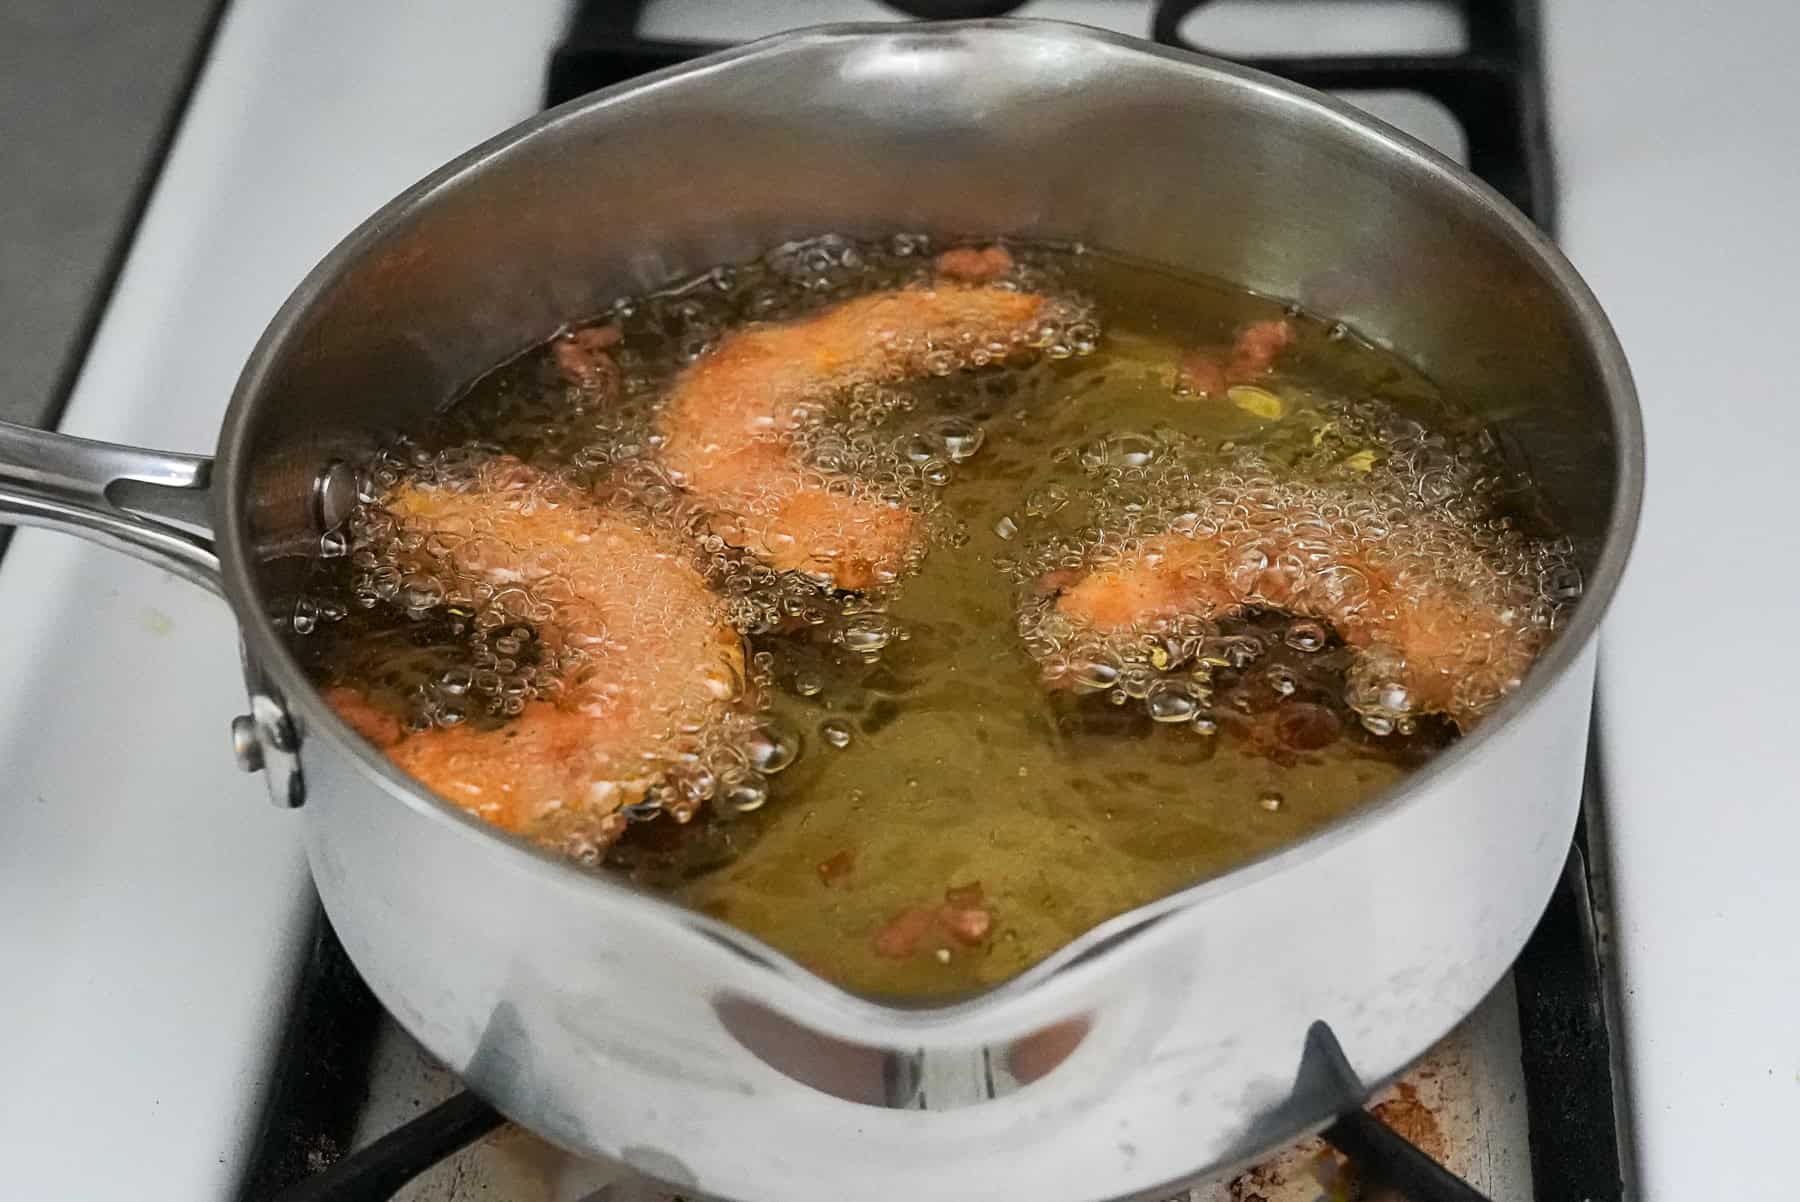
[0,22,1640,1202]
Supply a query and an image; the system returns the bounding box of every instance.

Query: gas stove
[7,1,1796,1200]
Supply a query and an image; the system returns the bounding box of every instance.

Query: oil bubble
[1146,681,1199,723]
[1024,484,1069,518]
[1285,620,1328,653]
[746,722,801,775]
[721,770,770,813]
[840,613,895,654]
[935,418,985,463]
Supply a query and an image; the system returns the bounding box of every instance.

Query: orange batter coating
[327,457,745,840]
[1050,526,1541,730]
[932,244,1016,283]
[658,263,1050,590]
[1177,317,1297,399]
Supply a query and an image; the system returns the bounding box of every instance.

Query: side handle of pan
[0,419,355,809]
[0,419,221,594]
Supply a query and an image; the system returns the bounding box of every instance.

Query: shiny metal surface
[230,712,264,772]
[0,418,219,591]
[245,689,305,809]
[0,22,1641,1202]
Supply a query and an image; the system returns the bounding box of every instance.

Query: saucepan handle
[0,419,220,594]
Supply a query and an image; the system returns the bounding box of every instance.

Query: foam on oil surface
[1006,393,1580,732]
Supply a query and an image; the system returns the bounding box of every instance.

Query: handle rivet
[313,460,360,534]
[231,713,264,773]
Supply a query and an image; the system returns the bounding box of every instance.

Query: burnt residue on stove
[1369,1083,1447,1165]
[1206,1056,1457,1202]
[235,912,382,1199]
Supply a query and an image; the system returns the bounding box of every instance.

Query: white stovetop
[1545,3,1800,1197]
[1,1,1794,1199]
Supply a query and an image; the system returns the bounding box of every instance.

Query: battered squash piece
[1051,526,1540,730]
[329,458,745,840]
[658,261,1049,590]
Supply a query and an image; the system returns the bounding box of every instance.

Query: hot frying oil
[298,237,1574,998]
